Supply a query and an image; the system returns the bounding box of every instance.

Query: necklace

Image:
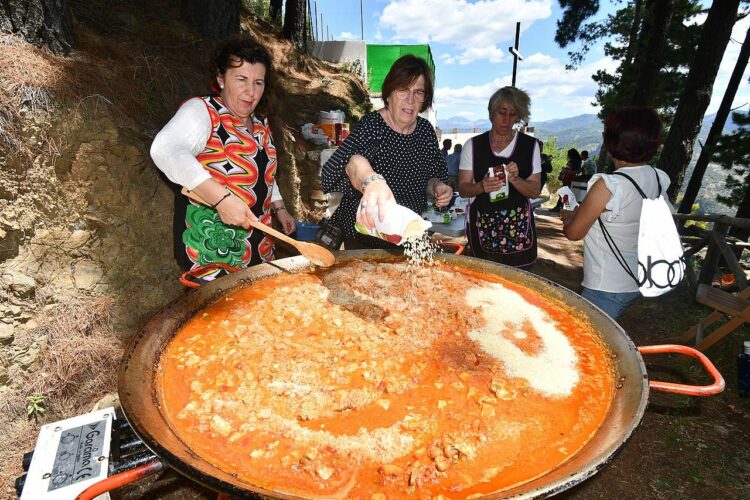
[490,131,514,153]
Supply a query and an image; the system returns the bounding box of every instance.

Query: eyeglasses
[394,88,426,102]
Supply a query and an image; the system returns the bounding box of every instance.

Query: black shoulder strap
[611,171,647,199]
[612,166,662,198]
[597,218,639,285]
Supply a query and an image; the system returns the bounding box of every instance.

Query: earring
[219,84,224,89]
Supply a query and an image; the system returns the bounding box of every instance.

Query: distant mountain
[437,112,741,151]
[438,111,745,215]
[532,114,602,153]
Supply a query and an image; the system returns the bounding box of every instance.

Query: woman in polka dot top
[322,55,451,249]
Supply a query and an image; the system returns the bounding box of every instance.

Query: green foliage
[341,59,365,81]
[26,394,46,420]
[539,136,571,192]
[714,108,750,208]
[242,0,270,21]
[557,0,702,122]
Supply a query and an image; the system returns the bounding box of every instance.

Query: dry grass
[0,296,123,496]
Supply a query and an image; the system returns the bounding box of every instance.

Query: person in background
[446,143,463,188]
[540,153,553,192]
[551,148,582,212]
[321,54,451,249]
[441,138,453,157]
[151,36,295,281]
[457,86,542,268]
[561,148,582,186]
[562,106,669,319]
[581,150,597,176]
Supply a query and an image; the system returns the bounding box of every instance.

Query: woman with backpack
[561,106,672,319]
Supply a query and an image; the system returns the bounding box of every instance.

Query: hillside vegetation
[0,1,369,493]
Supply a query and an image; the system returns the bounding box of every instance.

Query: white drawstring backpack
[598,167,685,297]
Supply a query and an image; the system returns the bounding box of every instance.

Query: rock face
[0,105,184,387]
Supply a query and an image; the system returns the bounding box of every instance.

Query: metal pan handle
[638,344,725,396]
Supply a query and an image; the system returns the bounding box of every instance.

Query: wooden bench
[680,284,750,351]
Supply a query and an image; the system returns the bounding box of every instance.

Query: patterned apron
[180,96,277,279]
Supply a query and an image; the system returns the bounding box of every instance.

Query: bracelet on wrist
[271,206,287,215]
[360,173,385,192]
[211,191,232,209]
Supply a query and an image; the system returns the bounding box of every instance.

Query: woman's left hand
[433,182,453,207]
[506,161,520,184]
[276,209,296,235]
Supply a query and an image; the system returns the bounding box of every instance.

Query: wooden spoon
[180,188,335,268]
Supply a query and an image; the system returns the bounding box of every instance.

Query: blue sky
[309,0,750,123]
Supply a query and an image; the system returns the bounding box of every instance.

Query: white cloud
[339,31,358,41]
[379,0,552,64]
[706,14,750,116]
[435,53,618,121]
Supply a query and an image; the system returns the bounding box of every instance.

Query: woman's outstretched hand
[433,181,453,207]
[357,179,395,229]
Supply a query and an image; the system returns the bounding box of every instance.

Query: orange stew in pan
[159,260,614,498]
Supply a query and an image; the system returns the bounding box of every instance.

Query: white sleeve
[531,141,541,174]
[458,139,473,171]
[150,98,213,190]
[271,182,283,203]
[591,173,626,222]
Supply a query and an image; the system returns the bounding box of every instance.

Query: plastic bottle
[738,341,750,397]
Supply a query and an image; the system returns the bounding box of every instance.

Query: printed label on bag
[489,165,509,202]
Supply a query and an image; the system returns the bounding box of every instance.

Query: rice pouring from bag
[355,201,432,245]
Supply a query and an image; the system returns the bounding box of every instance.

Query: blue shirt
[446,151,461,176]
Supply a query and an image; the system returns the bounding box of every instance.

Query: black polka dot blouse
[321,111,448,241]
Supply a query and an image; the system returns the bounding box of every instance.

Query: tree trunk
[658,0,741,200]
[282,0,306,50]
[180,0,239,41]
[623,0,643,68]
[630,0,674,106]
[0,0,74,55]
[678,24,750,215]
[270,0,283,28]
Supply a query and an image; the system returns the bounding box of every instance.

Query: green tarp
[366,44,435,94]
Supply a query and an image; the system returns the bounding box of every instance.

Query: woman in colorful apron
[457,86,543,268]
[151,37,295,282]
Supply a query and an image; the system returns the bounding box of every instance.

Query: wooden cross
[509,22,523,87]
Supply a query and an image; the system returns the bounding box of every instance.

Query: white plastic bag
[556,186,579,210]
[355,201,432,245]
[636,195,685,297]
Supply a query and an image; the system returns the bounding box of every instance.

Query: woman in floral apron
[457,86,542,268]
[151,37,295,281]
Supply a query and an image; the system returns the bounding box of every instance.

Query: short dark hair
[443,139,452,148]
[381,54,434,112]
[581,150,589,158]
[603,106,663,163]
[210,36,275,117]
